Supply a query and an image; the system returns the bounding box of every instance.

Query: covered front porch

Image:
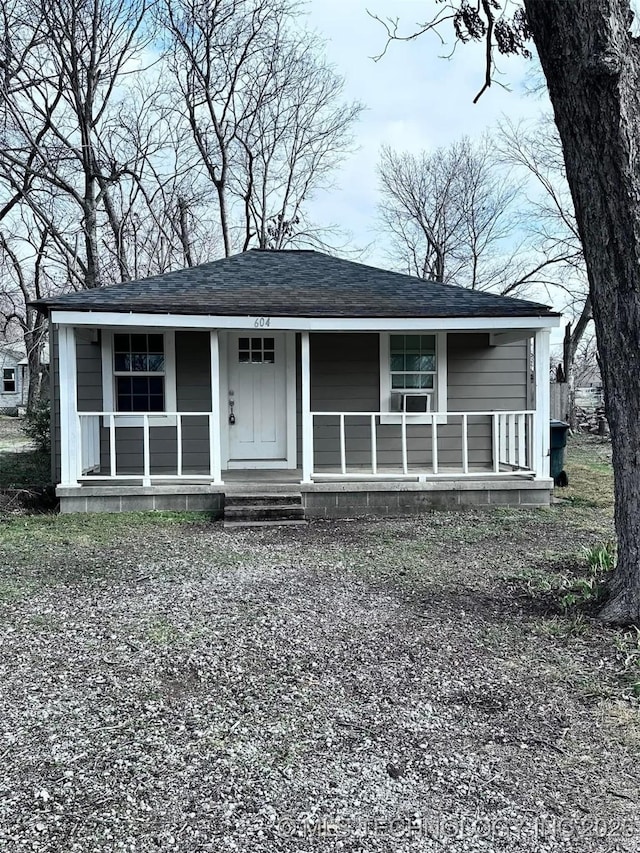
[52,312,555,514]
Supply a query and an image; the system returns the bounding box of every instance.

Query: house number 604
[253,317,271,328]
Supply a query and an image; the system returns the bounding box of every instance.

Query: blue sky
[304,0,549,265]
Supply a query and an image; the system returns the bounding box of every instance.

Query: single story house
[0,343,49,414]
[34,249,560,517]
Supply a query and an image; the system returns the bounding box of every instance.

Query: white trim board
[52,311,561,332]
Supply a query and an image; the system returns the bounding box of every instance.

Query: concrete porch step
[224,503,305,522]
[222,491,307,528]
[224,493,303,506]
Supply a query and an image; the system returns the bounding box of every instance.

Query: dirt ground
[0,434,638,852]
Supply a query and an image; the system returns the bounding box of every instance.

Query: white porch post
[534,329,551,478]
[301,331,313,483]
[209,330,223,484]
[58,325,81,486]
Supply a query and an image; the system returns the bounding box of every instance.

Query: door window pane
[238,336,276,364]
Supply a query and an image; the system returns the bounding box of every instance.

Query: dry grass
[563,433,614,509]
[1,431,639,852]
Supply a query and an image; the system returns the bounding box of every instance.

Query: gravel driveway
[1,505,638,852]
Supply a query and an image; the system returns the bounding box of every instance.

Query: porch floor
[79,464,536,488]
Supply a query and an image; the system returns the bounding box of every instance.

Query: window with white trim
[102,330,176,425]
[380,332,447,420]
[2,367,16,393]
[389,334,437,410]
[113,333,165,412]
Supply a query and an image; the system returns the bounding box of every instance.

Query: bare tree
[0,0,155,290]
[232,29,362,250]
[159,0,362,255]
[571,332,601,392]
[158,0,284,257]
[498,116,593,426]
[377,136,523,292]
[0,0,162,405]
[99,86,222,278]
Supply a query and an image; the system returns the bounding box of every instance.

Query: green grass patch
[0,449,52,488]
[508,540,615,616]
[0,510,213,548]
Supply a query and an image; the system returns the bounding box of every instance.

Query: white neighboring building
[0,343,49,413]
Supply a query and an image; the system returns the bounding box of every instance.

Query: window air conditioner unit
[390,392,433,413]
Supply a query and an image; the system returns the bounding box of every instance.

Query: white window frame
[2,367,16,394]
[101,330,177,427]
[379,332,447,424]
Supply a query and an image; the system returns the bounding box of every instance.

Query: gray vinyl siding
[0,350,25,409]
[309,331,529,470]
[310,333,379,470]
[76,329,103,411]
[446,333,528,467]
[447,333,528,410]
[310,333,379,412]
[175,331,212,473]
[54,325,101,482]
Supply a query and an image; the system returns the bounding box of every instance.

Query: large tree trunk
[524,0,640,624]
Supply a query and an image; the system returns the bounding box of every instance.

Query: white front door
[226,332,289,465]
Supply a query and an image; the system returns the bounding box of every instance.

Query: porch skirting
[56,478,553,516]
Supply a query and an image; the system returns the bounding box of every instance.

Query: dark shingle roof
[34,249,557,318]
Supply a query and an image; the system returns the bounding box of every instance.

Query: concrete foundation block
[187,494,222,513]
[56,479,550,517]
[120,496,156,512]
[59,496,88,514]
[86,495,124,513]
[366,492,400,509]
[457,490,490,506]
[519,489,552,506]
[486,490,517,506]
[154,495,189,511]
[336,492,370,507]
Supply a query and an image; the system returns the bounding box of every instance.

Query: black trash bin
[550,419,570,486]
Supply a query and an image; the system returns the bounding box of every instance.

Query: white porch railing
[73,408,536,486]
[309,410,536,479]
[77,412,222,485]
